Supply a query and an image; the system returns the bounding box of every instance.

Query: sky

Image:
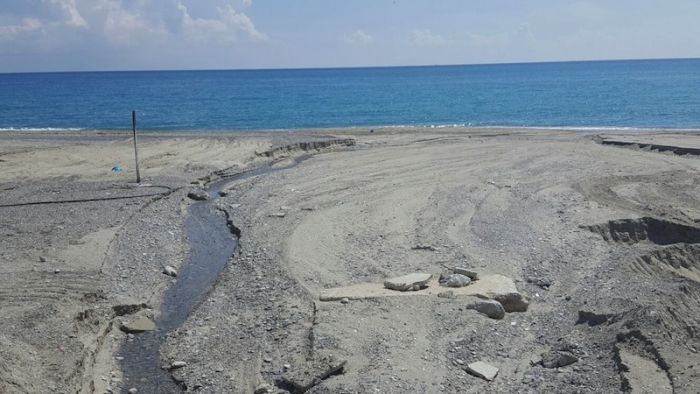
[1,0,700,73]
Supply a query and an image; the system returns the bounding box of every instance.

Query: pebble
[254,383,273,393]
[340,297,350,304]
[170,361,187,369]
[163,265,178,277]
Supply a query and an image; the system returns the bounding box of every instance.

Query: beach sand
[1,128,699,393]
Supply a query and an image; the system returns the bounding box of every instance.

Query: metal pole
[132,110,141,184]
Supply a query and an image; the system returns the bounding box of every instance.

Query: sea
[1,58,699,132]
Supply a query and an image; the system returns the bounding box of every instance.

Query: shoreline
[2,124,700,137]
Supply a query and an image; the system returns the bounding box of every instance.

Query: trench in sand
[587,216,700,391]
[119,156,310,393]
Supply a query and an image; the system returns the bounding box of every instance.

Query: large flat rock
[320,274,528,312]
[384,273,432,291]
[120,316,156,333]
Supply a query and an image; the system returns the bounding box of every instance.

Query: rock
[466,361,499,381]
[120,316,156,333]
[269,212,286,218]
[465,297,506,320]
[492,292,529,312]
[39,256,47,262]
[541,351,578,368]
[54,269,61,274]
[526,276,552,289]
[411,244,438,251]
[163,265,178,277]
[112,303,148,316]
[279,356,347,393]
[576,310,615,326]
[169,361,187,370]
[437,290,455,299]
[254,384,273,394]
[187,189,209,201]
[340,297,350,304]
[451,267,478,280]
[440,273,471,288]
[128,388,138,394]
[384,273,432,291]
[218,190,229,197]
[529,354,543,366]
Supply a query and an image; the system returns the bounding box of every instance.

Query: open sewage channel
[119,157,310,393]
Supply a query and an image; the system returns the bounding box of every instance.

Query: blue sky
[1,0,699,72]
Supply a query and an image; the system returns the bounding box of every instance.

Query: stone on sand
[120,316,156,333]
[187,189,209,201]
[465,297,506,320]
[492,292,529,313]
[440,273,471,288]
[541,350,578,368]
[466,361,499,381]
[169,361,187,370]
[254,384,273,394]
[163,265,178,277]
[384,273,432,291]
[452,267,479,280]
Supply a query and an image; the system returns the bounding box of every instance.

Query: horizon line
[2,56,699,75]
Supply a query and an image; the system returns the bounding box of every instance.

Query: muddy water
[119,157,309,393]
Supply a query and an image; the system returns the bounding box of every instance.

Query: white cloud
[177,2,267,43]
[218,5,267,41]
[343,29,373,45]
[95,0,165,46]
[47,0,88,27]
[411,29,445,47]
[0,18,42,40]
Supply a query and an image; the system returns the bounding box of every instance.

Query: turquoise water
[1,58,699,131]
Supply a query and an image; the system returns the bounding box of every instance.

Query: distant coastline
[2,56,700,75]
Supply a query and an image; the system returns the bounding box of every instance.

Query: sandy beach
[1,128,699,393]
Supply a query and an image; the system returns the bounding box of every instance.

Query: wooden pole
[132,110,141,184]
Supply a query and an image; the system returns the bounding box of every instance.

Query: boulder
[465,297,505,320]
[384,273,432,291]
